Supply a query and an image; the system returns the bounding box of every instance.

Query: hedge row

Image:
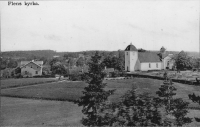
[0,94,76,103]
[1,94,199,111]
[105,73,199,86]
[126,74,200,86]
[1,80,61,90]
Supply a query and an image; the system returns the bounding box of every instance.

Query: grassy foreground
[1,78,58,89]
[1,78,200,108]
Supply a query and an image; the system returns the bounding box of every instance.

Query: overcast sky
[1,0,199,52]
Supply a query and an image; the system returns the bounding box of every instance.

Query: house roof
[165,54,174,58]
[162,53,174,59]
[138,52,161,63]
[20,61,43,68]
[125,43,137,51]
[21,61,43,66]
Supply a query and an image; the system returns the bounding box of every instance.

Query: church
[124,43,174,72]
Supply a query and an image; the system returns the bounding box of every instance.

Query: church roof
[138,52,161,63]
[125,43,137,51]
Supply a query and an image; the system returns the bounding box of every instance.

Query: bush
[14,73,23,78]
[33,75,53,78]
[69,73,83,81]
[111,71,119,78]
[192,68,197,72]
[119,71,127,77]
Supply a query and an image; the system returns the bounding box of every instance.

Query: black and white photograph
[1,0,200,126]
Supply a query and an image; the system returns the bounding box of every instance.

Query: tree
[51,62,67,79]
[68,57,76,67]
[191,57,200,69]
[76,57,85,67]
[114,88,163,126]
[156,72,192,126]
[7,59,18,68]
[158,46,166,61]
[115,53,124,72]
[173,51,193,71]
[76,51,115,126]
[49,58,60,69]
[102,56,112,68]
[188,93,200,122]
[95,87,164,126]
[102,55,124,71]
[189,93,200,105]
[63,53,78,59]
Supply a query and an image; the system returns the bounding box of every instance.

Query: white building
[162,54,174,70]
[20,60,43,77]
[125,43,174,72]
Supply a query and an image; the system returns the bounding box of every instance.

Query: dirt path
[3,79,67,90]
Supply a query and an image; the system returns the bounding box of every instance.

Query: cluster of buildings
[1,43,176,78]
[0,60,44,78]
[124,43,174,72]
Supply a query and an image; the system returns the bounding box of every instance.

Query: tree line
[76,52,199,126]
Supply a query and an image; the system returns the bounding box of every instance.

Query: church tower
[125,43,138,72]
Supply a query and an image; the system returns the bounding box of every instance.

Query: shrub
[156,72,192,126]
[15,73,23,78]
[69,73,82,81]
[95,88,164,126]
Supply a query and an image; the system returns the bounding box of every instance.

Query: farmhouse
[20,60,43,77]
[125,43,174,72]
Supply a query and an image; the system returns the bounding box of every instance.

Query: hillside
[1,50,199,60]
[1,50,57,60]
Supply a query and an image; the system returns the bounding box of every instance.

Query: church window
[156,63,158,68]
[35,71,38,74]
[127,52,128,55]
[149,63,151,68]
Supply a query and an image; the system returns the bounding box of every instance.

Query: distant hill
[1,50,199,60]
[1,50,57,60]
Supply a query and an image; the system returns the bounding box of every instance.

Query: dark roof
[125,44,137,51]
[21,61,42,68]
[21,61,43,66]
[161,53,174,59]
[138,52,161,63]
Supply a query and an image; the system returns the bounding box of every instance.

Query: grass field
[1,78,200,108]
[1,78,58,89]
[1,78,200,126]
[1,97,199,126]
[1,97,83,126]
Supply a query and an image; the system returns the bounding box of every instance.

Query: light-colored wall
[21,62,42,76]
[163,56,174,69]
[125,51,138,72]
[140,62,162,71]
[134,59,141,71]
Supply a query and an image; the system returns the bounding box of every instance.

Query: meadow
[1,78,58,89]
[1,77,200,108]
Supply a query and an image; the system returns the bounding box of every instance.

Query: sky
[1,0,199,52]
